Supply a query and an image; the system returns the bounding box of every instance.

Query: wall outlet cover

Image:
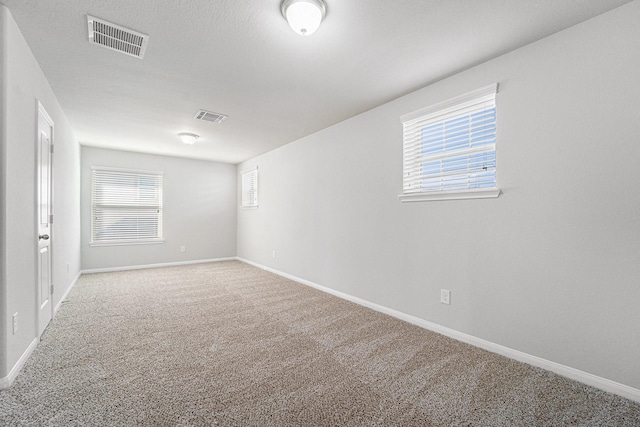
[12,313,18,334]
[440,289,451,305]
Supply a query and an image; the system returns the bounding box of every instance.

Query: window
[399,84,501,202]
[241,167,258,208]
[91,167,163,245]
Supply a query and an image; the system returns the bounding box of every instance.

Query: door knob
[39,234,50,240]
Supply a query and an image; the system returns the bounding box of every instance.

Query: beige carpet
[1,260,638,426]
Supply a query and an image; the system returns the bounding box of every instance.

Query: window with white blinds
[399,84,501,202]
[91,167,164,245]
[241,167,258,208]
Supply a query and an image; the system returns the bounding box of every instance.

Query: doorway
[37,102,54,336]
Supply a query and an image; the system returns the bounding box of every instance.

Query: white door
[37,103,54,336]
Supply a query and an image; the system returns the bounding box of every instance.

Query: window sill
[90,239,165,247]
[241,205,259,209]
[398,188,501,202]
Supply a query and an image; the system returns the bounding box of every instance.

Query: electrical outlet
[180,245,186,253]
[272,249,276,259]
[440,289,451,305]
[12,313,18,334]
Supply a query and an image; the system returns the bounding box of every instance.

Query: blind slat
[401,86,498,194]
[91,168,163,243]
[241,168,258,208]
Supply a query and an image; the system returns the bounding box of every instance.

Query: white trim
[81,257,237,274]
[401,83,498,123]
[36,100,55,337]
[90,165,164,176]
[0,338,38,389]
[37,101,54,127]
[1,270,81,389]
[54,271,81,314]
[89,238,165,247]
[241,166,259,208]
[90,167,164,244]
[240,165,259,175]
[237,257,640,404]
[399,188,501,202]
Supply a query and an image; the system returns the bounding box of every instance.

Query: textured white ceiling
[1,0,631,164]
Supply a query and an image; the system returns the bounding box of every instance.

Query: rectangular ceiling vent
[87,15,148,59]
[194,110,228,124]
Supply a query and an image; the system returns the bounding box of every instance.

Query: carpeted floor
[1,261,639,426]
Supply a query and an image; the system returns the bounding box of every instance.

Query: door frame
[36,100,54,337]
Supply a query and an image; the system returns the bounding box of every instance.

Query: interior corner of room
[0,0,639,415]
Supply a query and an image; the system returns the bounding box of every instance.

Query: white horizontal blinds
[91,168,163,243]
[241,168,258,208]
[402,84,497,193]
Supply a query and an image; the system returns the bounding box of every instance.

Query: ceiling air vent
[194,110,228,124]
[87,15,148,59]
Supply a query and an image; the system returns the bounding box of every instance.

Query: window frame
[398,84,501,202]
[241,167,259,209]
[90,166,164,246]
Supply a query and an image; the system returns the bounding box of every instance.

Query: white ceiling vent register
[87,15,148,59]
[194,110,228,124]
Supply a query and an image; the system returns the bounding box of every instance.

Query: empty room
[1,0,639,425]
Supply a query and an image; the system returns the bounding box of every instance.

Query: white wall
[0,4,7,382]
[0,6,81,382]
[238,2,640,391]
[81,147,237,270]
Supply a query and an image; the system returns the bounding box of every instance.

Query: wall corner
[0,4,10,379]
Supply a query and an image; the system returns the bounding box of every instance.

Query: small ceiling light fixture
[178,132,199,145]
[281,0,327,36]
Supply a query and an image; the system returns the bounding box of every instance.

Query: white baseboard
[81,257,238,274]
[55,271,81,314]
[1,270,82,389]
[2,271,82,389]
[1,258,235,388]
[237,257,640,404]
[0,338,38,389]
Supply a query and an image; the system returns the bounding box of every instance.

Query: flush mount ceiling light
[178,133,199,145]
[281,0,327,36]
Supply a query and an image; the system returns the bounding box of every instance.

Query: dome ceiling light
[281,0,327,36]
[178,133,199,145]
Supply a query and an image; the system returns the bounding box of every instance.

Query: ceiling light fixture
[281,0,327,36]
[178,132,199,145]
